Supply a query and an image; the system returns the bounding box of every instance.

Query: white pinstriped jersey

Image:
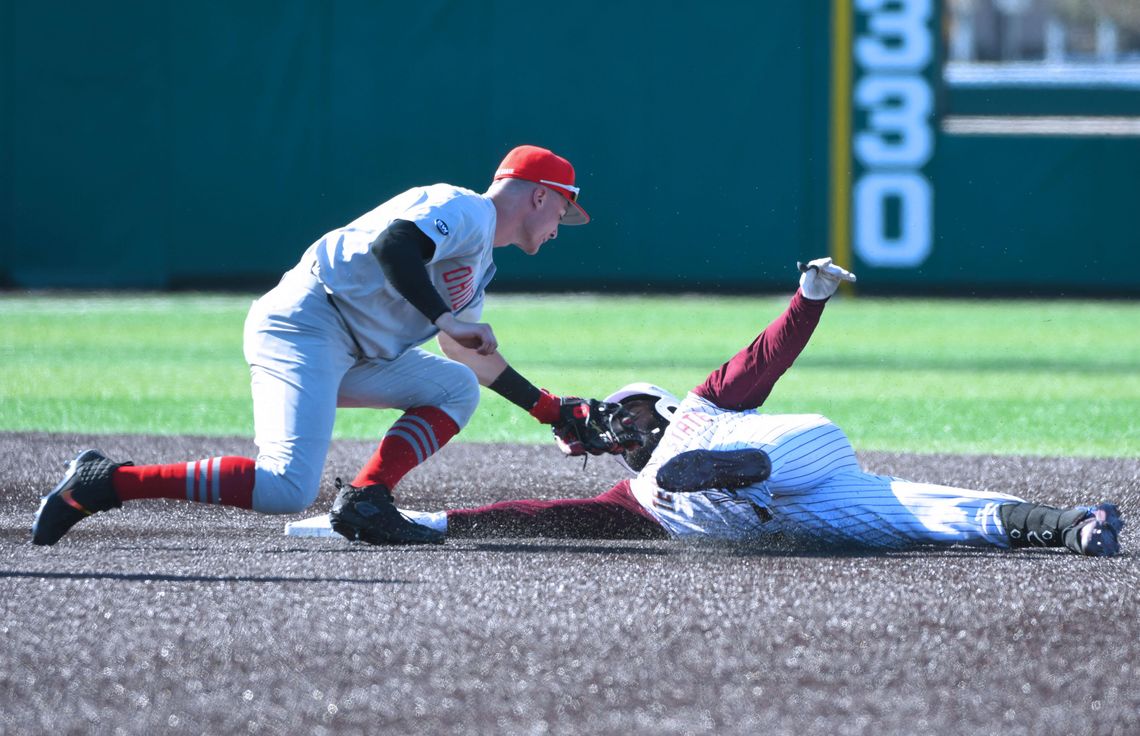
[629,393,1025,548]
[295,184,497,360]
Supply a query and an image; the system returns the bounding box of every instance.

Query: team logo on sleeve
[434,219,450,236]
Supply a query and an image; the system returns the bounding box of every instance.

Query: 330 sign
[853,0,934,268]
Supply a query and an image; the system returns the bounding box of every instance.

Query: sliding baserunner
[349,258,1124,556]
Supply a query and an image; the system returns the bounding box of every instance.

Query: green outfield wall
[1,1,1137,295]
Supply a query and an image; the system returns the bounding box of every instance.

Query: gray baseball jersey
[242,184,496,513]
[296,184,497,360]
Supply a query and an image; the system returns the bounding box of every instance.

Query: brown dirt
[2,432,1137,736]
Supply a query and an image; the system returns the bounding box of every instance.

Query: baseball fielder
[358,258,1125,556]
[33,145,629,547]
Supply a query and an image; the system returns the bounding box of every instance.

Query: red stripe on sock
[113,456,256,510]
[352,406,460,490]
[391,418,431,458]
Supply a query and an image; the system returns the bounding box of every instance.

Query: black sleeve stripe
[372,219,449,323]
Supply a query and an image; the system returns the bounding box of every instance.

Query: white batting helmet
[603,382,681,474]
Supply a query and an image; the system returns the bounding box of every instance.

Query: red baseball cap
[493,145,590,225]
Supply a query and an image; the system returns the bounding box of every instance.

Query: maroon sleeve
[444,480,666,539]
[694,289,827,411]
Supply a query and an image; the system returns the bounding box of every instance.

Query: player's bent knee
[438,365,481,428]
[250,465,321,515]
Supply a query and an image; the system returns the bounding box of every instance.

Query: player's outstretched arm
[694,258,856,412]
[438,336,638,457]
[482,363,638,457]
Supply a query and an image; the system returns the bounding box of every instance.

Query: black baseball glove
[551,398,642,457]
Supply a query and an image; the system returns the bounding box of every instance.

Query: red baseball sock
[352,406,460,490]
[112,456,257,509]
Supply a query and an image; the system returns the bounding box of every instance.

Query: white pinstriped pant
[639,414,1024,548]
[241,271,479,514]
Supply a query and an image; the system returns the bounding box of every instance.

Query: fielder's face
[516,185,569,255]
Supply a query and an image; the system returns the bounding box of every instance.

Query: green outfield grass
[1,293,1138,457]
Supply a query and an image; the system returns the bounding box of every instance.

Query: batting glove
[798,257,856,300]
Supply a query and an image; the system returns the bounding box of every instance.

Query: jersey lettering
[443,266,472,283]
[442,266,475,311]
[675,411,712,438]
[653,489,677,512]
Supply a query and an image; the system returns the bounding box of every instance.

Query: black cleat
[1001,500,1124,557]
[32,449,131,546]
[656,448,772,493]
[1073,503,1124,557]
[328,479,444,546]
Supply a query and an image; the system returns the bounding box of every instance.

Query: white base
[284,514,335,537]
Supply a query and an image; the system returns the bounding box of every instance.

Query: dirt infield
[2,432,1137,736]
